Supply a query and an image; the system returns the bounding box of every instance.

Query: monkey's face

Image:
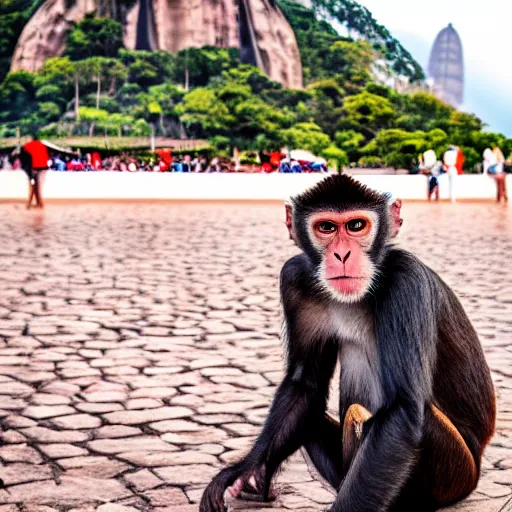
[308,210,379,303]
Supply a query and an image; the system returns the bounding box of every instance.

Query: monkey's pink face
[308,210,378,302]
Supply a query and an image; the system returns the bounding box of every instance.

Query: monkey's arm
[331,253,438,512]
[200,344,336,512]
[200,257,336,512]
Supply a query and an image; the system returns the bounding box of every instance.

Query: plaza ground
[0,201,511,512]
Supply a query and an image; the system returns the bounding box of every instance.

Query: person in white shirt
[420,149,443,201]
[443,147,458,203]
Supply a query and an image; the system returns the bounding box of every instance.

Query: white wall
[0,170,509,201]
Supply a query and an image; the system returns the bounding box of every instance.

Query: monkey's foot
[227,475,277,502]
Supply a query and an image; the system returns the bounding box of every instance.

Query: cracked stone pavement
[0,201,511,512]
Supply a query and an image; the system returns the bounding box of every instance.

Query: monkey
[200,175,496,512]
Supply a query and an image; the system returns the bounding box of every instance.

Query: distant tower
[428,23,464,107]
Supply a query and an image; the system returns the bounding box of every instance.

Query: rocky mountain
[11,0,303,89]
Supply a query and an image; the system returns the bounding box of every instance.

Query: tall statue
[11,0,303,89]
[428,23,464,108]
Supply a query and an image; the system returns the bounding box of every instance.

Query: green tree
[342,91,396,136]
[102,112,135,136]
[177,88,234,137]
[37,101,60,124]
[321,145,349,171]
[173,46,240,89]
[325,40,375,91]
[34,56,75,108]
[334,129,365,161]
[120,49,174,89]
[0,70,37,124]
[361,128,447,169]
[307,79,345,137]
[66,14,124,60]
[282,122,331,154]
[78,106,109,136]
[393,92,453,132]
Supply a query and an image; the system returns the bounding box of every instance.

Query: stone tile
[51,413,101,429]
[103,407,193,425]
[75,402,124,413]
[23,405,75,419]
[161,427,228,445]
[22,427,88,443]
[38,444,88,459]
[118,450,216,467]
[0,444,42,464]
[124,469,163,491]
[0,463,52,485]
[125,398,163,410]
[88,437,177,454]
[96,505,139,512]
[143,487,189,506]
[1,430,26,443]
[3,476,132,505]
[95,425,142,439]
[155,465,218,485]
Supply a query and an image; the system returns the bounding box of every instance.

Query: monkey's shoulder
[280,253,315,288]
[380,248,443,292]
[376,248,463,320]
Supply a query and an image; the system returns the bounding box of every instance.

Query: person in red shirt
[22,133,49,209]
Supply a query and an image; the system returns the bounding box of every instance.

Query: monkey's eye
[317,221,337,234]
[346,219,367,233]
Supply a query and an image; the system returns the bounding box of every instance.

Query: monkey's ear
[389,199,403,238]
[284,202,296,244]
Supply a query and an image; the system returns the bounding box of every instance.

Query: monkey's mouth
[326,275,368,297]
[328,276,364,280]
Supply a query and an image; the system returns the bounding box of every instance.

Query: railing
[0,170,509,201]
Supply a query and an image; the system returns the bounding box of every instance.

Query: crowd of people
[418,146,508,204]
[3,134,509,209]
[1,147,328,174]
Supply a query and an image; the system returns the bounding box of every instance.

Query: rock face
[11,0,97,72]
[12,0,303,89]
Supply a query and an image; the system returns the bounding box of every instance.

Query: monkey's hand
[200,465,278,511]
[200,468,236,512]
[227,467,277,502]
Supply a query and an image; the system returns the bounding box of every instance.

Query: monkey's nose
[334,251,351,263]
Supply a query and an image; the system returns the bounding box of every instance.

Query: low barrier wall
[0,170,509,201]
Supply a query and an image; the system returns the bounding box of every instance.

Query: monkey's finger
[227,478,244,497]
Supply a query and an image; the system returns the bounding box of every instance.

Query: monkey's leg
[303,413,344,488]
[304,404,373,490]
[391,405,478,512]
[342,404,372,473]
[426,405,478,505]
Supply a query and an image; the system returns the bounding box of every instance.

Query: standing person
[482,148,495,175]
[420,149,443,201]
[490,146,507,203]
[443,146,459,203]
[23,133,49,209]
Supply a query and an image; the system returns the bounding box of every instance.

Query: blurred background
[0,0,511,174]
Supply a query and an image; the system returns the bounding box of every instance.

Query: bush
[66,14,124,60]
[358,156,384,168]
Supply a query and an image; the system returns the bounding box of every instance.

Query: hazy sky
[356,0,512,136]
